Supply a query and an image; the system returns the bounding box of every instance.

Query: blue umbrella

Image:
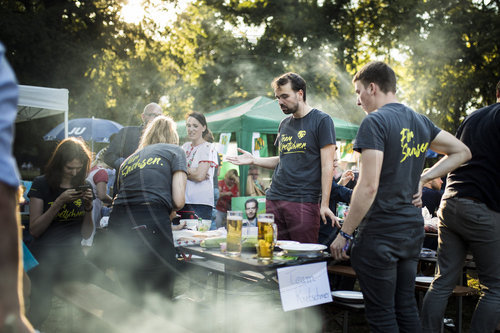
[44,117,123,143]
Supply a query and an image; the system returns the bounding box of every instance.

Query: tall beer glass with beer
[226,211,243,256]
[257,213,276,261]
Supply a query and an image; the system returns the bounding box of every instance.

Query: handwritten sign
[277,262,332,312]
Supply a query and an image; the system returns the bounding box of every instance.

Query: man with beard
[227,72,337,243]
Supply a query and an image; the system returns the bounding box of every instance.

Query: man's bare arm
[319,144,336,225]
[0,184,34,332]
[413,131,471,206]
[226,148,279,170]
[330,149,383,260]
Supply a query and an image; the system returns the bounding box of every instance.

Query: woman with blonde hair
[107,115,187,303]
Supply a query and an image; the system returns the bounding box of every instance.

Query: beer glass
[257,213,276,261]
[226,211,243,256]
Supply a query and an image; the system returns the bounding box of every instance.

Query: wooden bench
[326,265,364,333]
[415,283,478,333]
[327,265,357,278]
[53,281,191,333]
[327,264,478,333]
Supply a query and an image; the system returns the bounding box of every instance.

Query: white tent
[16,85,69,138]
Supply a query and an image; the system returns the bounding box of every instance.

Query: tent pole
[64,108,68,139]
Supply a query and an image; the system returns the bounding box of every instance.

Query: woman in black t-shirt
[27,138,115,327]
[108,115,187,304]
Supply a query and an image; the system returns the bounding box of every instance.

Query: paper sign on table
[277,261,332,312]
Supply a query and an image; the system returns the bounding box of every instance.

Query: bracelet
[339,230,354,241]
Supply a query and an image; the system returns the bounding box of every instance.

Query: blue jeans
[421,197,500,333]
[351,229,424,333]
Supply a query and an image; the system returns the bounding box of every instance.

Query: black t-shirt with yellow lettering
[354,103,441,235]
[28,175,86,248]
[267,109,336,203]
[113,143,187,211]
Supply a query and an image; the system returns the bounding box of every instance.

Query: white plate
[276,240,300,248]
[415,276,434,284]
[331,290,364,300]
[280,243,327,253]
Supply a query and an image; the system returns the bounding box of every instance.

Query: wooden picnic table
[177,245,332,333]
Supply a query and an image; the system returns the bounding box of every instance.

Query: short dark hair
[353,61,397,94]
[187,111,209,136]
[45,137,91,190]
[271,72,307,102]
[245,198,258,209]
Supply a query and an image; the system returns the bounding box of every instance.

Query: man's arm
[424,130,471,183]
[225,148,279,169]
[413,131,471,206]
[0,184,34,333]
[319,144,336,224]
[330,181,353,205]
[330,149,383,260]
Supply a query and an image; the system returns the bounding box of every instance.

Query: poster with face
[231,196,266,220]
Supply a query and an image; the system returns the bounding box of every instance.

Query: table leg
[224,266,234,333]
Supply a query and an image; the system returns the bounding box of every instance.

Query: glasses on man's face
[145,113,159,117]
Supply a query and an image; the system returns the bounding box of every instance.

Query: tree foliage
[351,0,500,131]
[2,0,499,136]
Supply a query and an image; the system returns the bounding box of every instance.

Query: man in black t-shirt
[227,72,337,243]
[330,61,470,333]
[421,82,500,333]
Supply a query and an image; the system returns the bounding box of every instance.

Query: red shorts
[266,199,320,243]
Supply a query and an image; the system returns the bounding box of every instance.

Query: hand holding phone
[74,184,91,192]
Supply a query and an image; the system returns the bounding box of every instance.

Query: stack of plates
[331,290,364,303]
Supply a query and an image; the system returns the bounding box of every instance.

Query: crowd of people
[2,37,499,332]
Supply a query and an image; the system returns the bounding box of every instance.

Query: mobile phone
[75,184,91,192]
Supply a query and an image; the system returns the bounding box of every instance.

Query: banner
[218,132,231,154]
[251,132,268,158]
[338,140,356,162]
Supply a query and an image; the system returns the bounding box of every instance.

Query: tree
[350,0,500,132]
[190,0,365,122]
